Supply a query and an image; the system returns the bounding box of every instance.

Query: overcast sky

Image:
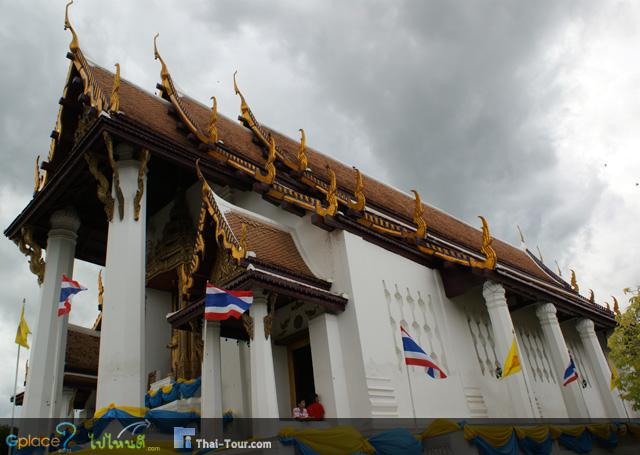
[1,0,639,417]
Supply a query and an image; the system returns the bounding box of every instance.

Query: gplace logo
[6,422,76,451]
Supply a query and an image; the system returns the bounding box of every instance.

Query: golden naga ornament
[405,190,427,240]
[103,132,125,221]
[233,71,256,130]
[570,269,579,293]
[14,227,46,285]
[109,63,120,113]
[315,166,338,217]
[297,129,308,172]
[469,216,497,270]
[64,1,79,54]
[98,270,104,311]
[555,260,562,277]
[588,289,595,303]
[612,296,620,315]
[348,167,366,212]
[208,96,218,144]
[84,151,115,221]
[255,136,277,184]
[33,156,44,195]
[134,149,150,221]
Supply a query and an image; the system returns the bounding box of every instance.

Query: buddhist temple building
[6,3,637,421]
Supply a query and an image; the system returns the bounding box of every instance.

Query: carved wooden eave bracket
[13,227,46,285]
[133,149,150,221]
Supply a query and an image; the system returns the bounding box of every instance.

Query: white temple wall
[220,338,246,416]
[272,344,292,418]
[511,308,568,418]
[341,232,470,417]
[561,322,607,417]
[145,288,172,380]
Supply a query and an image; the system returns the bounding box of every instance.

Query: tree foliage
[608,286,640,410]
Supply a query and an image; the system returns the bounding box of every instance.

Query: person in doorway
[307,393,325,420]
[292,399,309,419]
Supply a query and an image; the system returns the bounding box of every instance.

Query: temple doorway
[287,337,316,410]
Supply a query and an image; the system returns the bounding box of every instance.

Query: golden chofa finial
[517,225,526,248]
[470,216,497,270]
[410,190,427,239]
[255,136,276,184]
[98,270,104,311]
[153,33,171,90]
[109,63,120,113]
[315,165,338,217]
[536,245,544,263]
[64,1,79,53]
[612,296,620,315]
[297,129,308,172]
[233,71,254,128]
[588,289,595,303]
[348,167,366,212]
[208,96,218,144]
[33,156,43,195]
[570,269,579,293]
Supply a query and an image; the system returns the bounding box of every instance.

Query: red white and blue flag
[563,356,579,386]
[401,326,447,379]
[58,275,87,317]
[204,284,253,321]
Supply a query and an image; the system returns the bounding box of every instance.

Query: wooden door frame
[287,336,311,411]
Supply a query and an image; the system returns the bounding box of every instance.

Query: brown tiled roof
[90,63,554,284]
[65,325,99,374]
[224,210,315,279]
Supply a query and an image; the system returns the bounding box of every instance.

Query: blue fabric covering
[557,431,592,454]
[178,377,201,398]
[591,428,617,449]
[368,428,422,455]
[470,433,519,455]
[161,384,180,403]
[279,437,319,455]
[519,436,553,455]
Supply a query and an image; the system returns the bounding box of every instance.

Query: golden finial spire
[477,215,497,269]
[255,136,276,184]
[555,260,562,277]
[517,225,526,249]
[612,296,620,315]
[297,128,308,172]
[109,63,120,113]
[64,1,79,53]
[98,270,104,311]
[536,245,544,263]
[588,289,594,303]
[153,33,172,91]
[570,269,579,293]
[410,190,427,239]
[348,167,366,212]
[233,71,254,128]
[208,96,218,143]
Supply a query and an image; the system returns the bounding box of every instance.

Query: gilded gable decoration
[404,190,426,241]
[255,136,277,185]
[469,216,497,270]
[347,167,366,212]
[14,227,45,285]
[84,151,115,222]
[208,96,218,144]
[33,156,44,195]
[588,289,595,303]
[612,296,620,315]
[297,129,308,172]
[570,269,579,293]
[133,149,150,221]
[103,132,125,221]
[109,63,120,113]
[315,166,338,217]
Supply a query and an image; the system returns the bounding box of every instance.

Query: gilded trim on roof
[469,216,497,270]
[153,34,210,144]
[404,190,426,241]
[109,63,120,113]
[315,166,338,217]
[570,269,579,293]
[297,129,308,172]
[348,167,366,212]
[208,96,218,144]
[255,136,277,184]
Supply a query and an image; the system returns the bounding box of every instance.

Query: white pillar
[238,341,251,418]
[201,320,223,418]
[249,291,279,418]
[309,312,351,418]
[96,144,147,409]
[482,281,537,418]
[536,303,589,417]
[575,318,626,418]
[23,208,79,418]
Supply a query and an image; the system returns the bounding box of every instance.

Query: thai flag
[563,357,579,386]
[401,326,447,379]
[204,284,253,321]
[58,275,87,317]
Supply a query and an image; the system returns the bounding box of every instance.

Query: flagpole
[404,364,418,428]
[10,343,21,446]
[513,331,537,417]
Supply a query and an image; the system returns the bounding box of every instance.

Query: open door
[287,337,316,411]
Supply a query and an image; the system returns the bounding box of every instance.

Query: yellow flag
[609,360,619,391]
[501,337,521,378]
[15,302,31,349]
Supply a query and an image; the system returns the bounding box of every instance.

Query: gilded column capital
[482,280,506,309]
[535,302,558,326]
[576,318,596,338]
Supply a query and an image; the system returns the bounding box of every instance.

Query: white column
[482,281,537,418]
[536,303,589,417]
[576,319,626,418]
[96,144,147,409]
[201,320,223,418]
[249,291,279,418]
[309,312,351,418]
[238,341,251,418]
[23,208,79,418]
